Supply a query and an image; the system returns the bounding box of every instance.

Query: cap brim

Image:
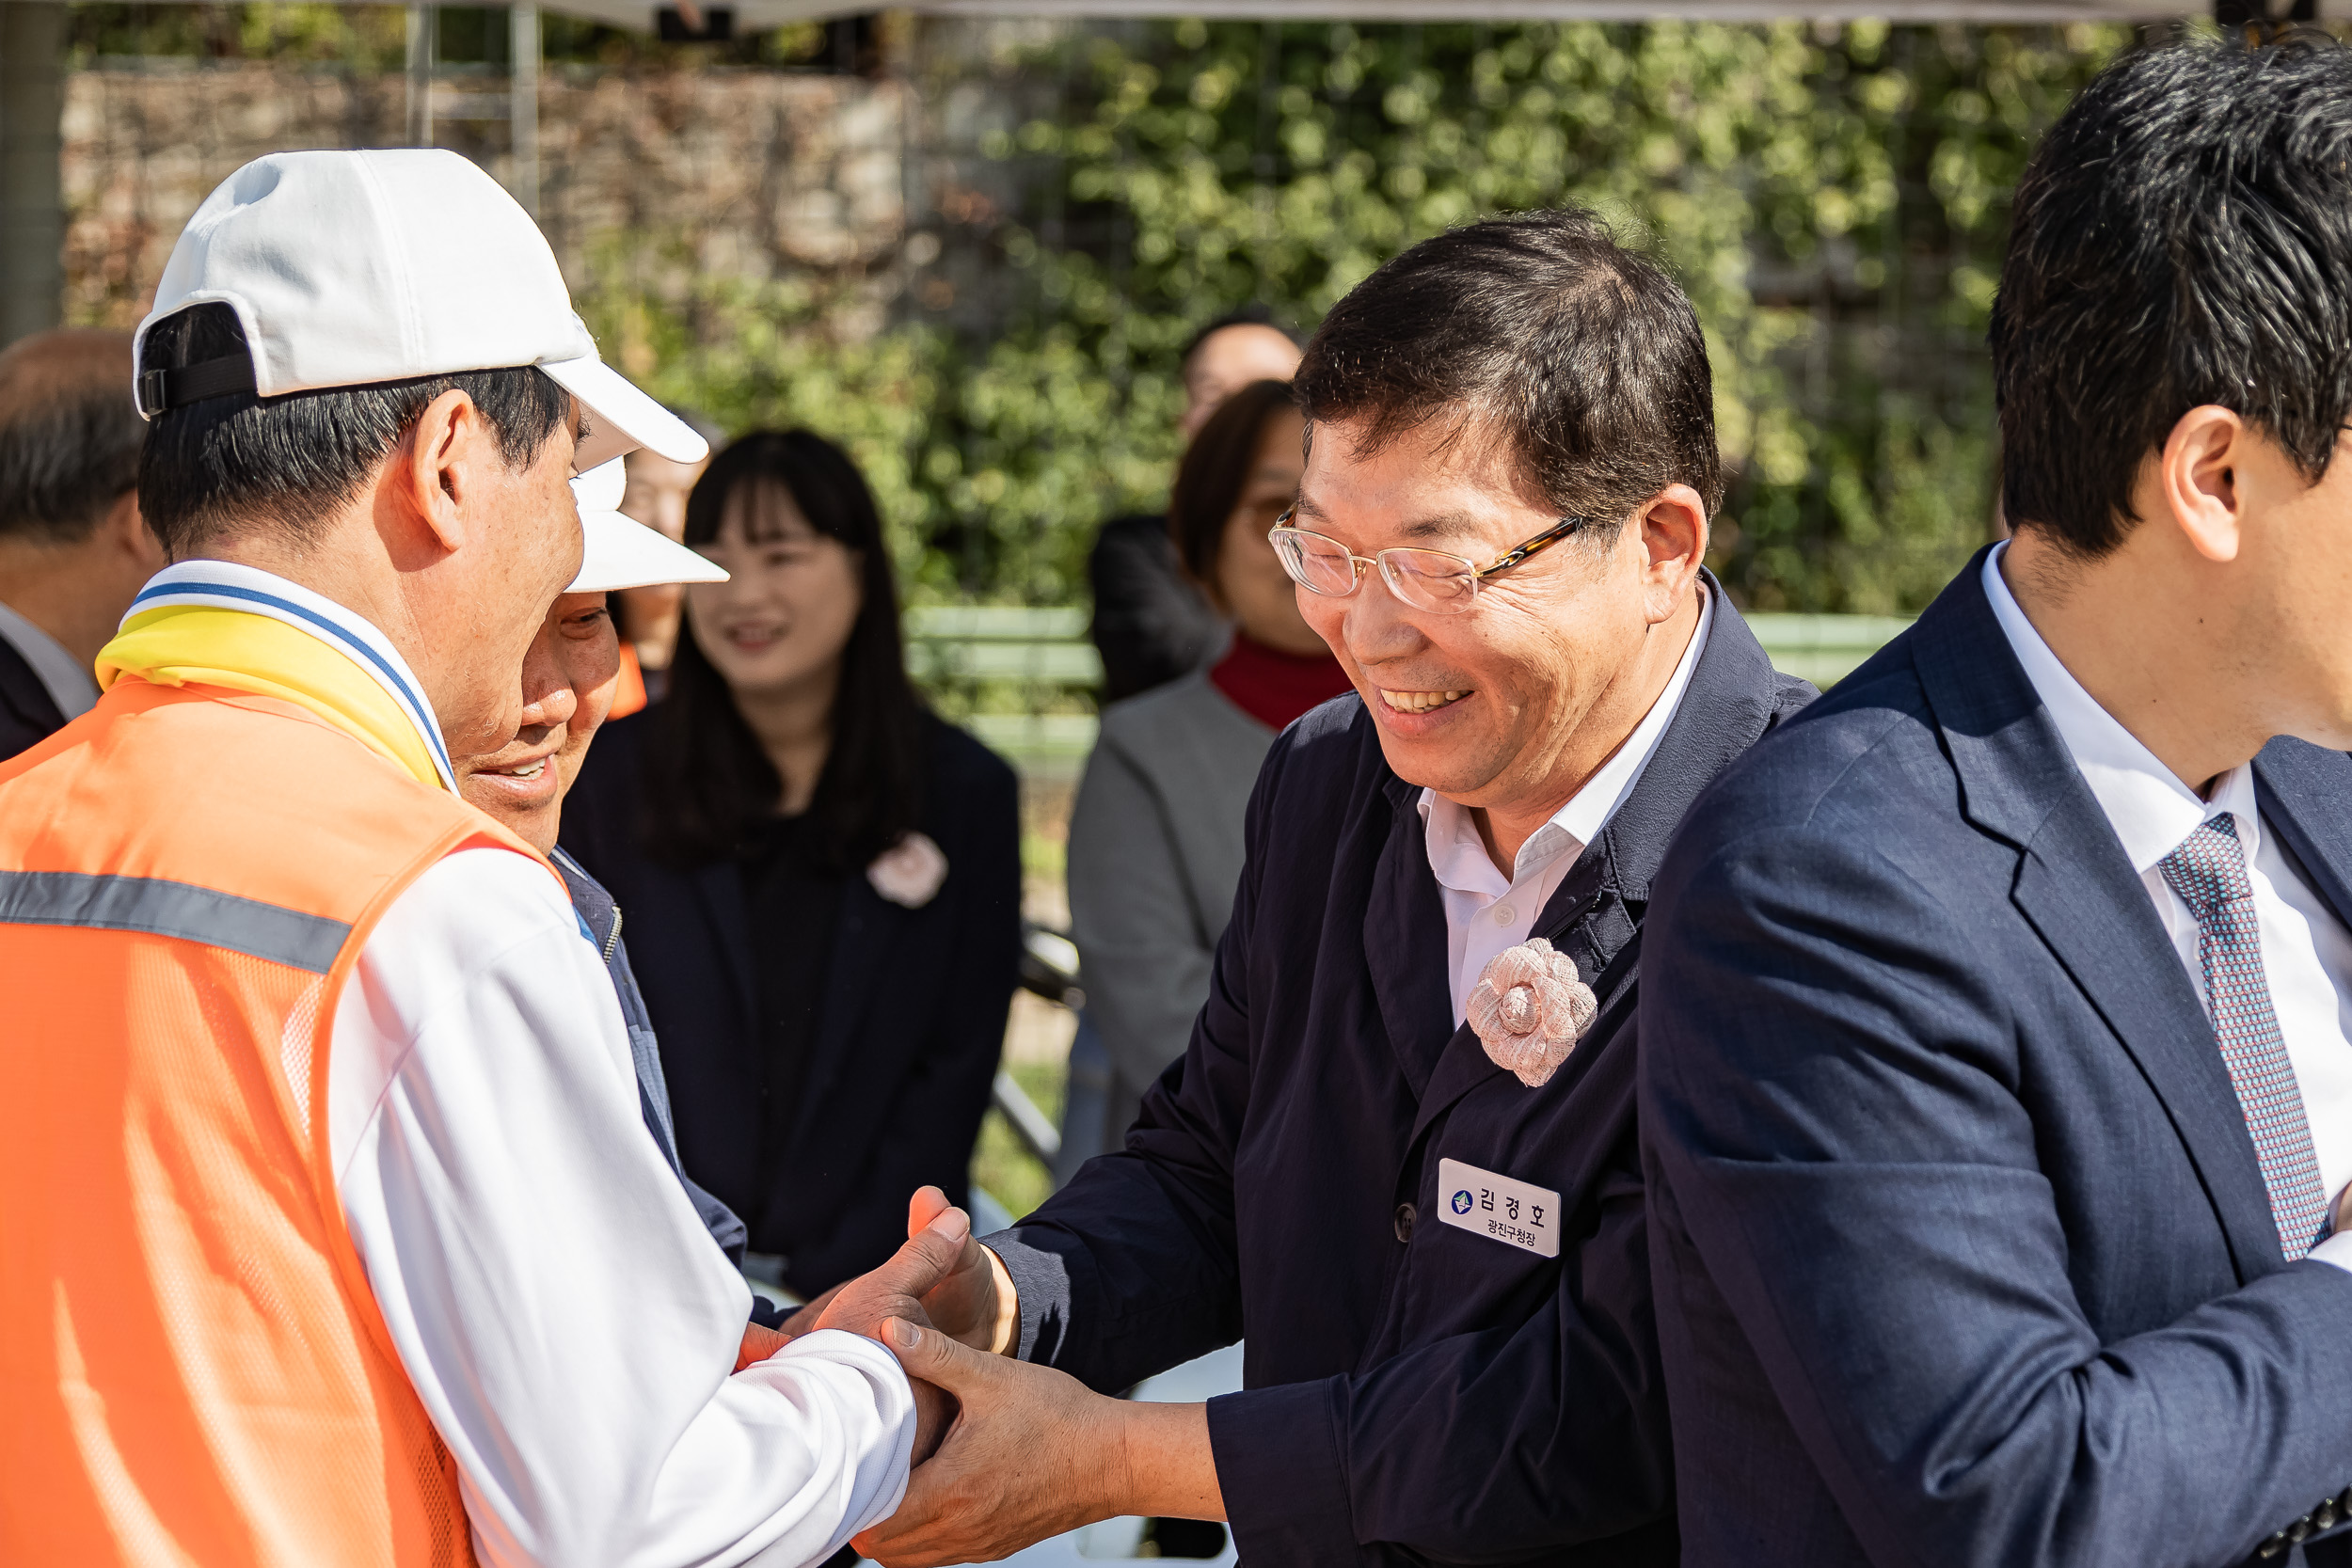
[540,354,710,469]
[569,510,729,594]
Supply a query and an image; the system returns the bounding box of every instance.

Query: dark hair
[1169,378,1297,587]
[1182,307,1300,370]
[1294,209,1722,540]
[1993,38,2352,559]
[641,429,927,871]
[136,302,572,556]
[0,329,147,546]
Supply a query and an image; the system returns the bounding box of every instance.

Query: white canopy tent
[0,0,2254,342]
[555,0,2191,23]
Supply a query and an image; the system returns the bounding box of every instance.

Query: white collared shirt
[127,562,914,1567]
[0,596,98,721]
[1983,545,2352,1266]
[1420,587,1714,1022]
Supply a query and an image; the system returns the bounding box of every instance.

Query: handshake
[750,1187,1221,1566]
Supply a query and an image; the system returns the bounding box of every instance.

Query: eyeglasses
[1267,510,1591,615]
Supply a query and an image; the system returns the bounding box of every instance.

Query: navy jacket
[1640,550,2352,1568]
[992,589,1810,1566]
[0,627,66,764]
[563,710,1022,1296]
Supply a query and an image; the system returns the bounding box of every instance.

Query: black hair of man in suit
[0,330,147,550]
[1294,206,1724,549]
[0,329,167,753]
[1993,35,2352,561]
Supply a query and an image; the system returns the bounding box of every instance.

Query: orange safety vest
[0,675,550,1567]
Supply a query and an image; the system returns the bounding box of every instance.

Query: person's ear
[1633,483,1710,626]
[103,491,167,574]
[2159,404,2249,564]
[389,388,488,557]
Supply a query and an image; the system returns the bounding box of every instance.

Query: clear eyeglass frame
[1265,509,1591,615]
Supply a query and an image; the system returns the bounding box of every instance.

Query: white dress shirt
[0,596,99,721]
[132,562,915,1568]
[1421,587,1714,1021]
[1983,545,2352,1268]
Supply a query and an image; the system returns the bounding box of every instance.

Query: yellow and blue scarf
[96,562,456,792]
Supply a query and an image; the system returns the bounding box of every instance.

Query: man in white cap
[0,150,955,1568]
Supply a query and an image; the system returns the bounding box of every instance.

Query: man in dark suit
[853,211,1811,1567]
[1640,40,2352,1568]
[0,329,163,760]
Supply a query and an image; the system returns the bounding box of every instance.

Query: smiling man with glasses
[850,208,1814,1568]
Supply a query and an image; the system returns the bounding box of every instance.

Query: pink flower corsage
[1466,937,1597,1087]
[867,832,948,909]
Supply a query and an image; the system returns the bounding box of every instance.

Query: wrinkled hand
[808,1189,967,1343]
[803,1189,972,1460]
[775,1284,844,1339]
[851,1320,1131,1566]
[902,1189,1014,1353]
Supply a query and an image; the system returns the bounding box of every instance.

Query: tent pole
[0,0,66,345]
[405,4,435,148]
[511,4,539,216]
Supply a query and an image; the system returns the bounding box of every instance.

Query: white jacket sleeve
[328,847,914,1568]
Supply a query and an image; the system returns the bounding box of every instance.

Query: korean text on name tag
[1437,1157,1561,1259]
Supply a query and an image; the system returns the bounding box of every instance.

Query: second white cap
[567,459,728,594]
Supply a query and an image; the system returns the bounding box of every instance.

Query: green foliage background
[586,19,2137,615]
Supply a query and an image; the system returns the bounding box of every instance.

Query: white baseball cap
[567,459,728,594]
[132,149,707,472]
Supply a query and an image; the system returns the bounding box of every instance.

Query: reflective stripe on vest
[0,868,349,973]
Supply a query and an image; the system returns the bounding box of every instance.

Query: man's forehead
[1290,489,1505,546]
[1296,422,1540,544]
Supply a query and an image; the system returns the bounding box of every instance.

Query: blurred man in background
[1088,308,1301,702]
[0,328,164,760]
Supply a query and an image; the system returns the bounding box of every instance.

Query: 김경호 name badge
[1437,1158,1561,1259]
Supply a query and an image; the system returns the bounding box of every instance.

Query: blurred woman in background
[1066,378,1346,1148]
[564,429,1021,1301]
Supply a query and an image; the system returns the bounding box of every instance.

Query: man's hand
[807,1190,968,1343]
[850,1321,1223,1567]
[775,1284,844,1339]
[786,1189,969,1335]
[900,1189,1018,1353]
[803,1190,972,1461]
[733,1322,789,1372]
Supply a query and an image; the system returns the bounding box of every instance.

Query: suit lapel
[1407,587,1790,1144]
[1364,773,1458,1101]
[2253,738,2352,936]
[1916,553,2282,1283]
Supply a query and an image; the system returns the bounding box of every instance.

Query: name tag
[1436,1158,1561,1258]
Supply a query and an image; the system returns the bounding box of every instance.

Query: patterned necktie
[2157,812,2331,1259]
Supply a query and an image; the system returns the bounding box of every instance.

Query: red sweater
[1208,632,1354,732]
